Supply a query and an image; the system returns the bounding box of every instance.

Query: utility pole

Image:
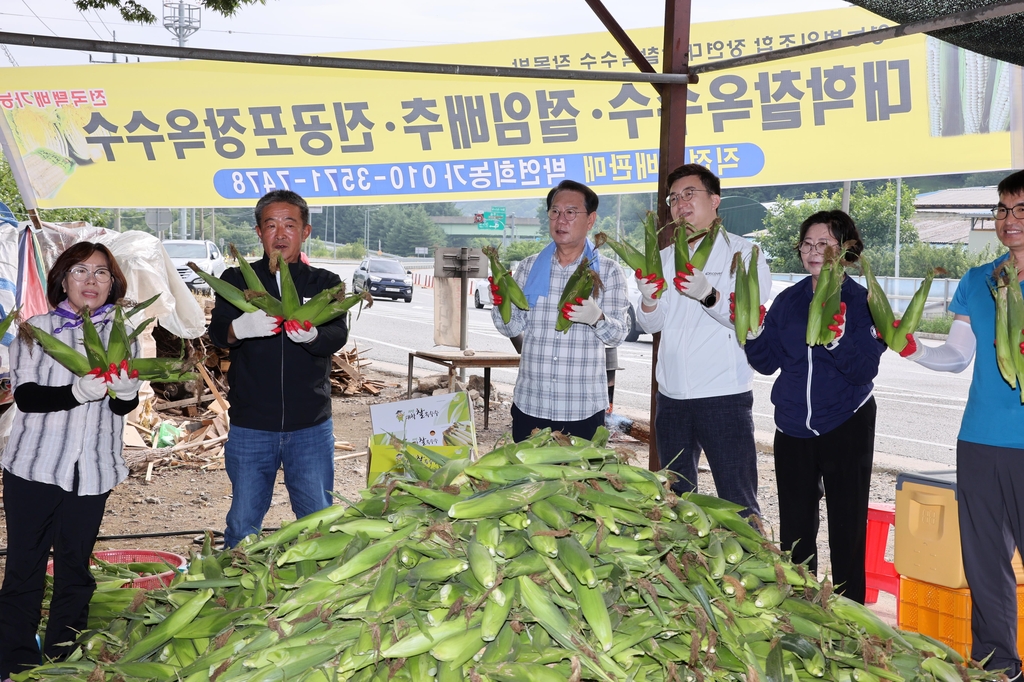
[895,177,902,278]
[164,2,200,240]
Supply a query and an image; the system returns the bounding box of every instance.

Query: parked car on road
[163,239,226,292]
[353,257,414,302]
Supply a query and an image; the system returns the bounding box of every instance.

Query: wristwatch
[700,288,718,308]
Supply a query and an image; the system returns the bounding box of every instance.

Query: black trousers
[511,403,605,443]
[773,398,875,604]
[0,468,109,678]
[957,440,1024,676]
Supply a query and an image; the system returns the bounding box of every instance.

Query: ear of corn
[555,257,600,333]
[594,231,645,273]
[276,252,301,318]
[993,262,1024,400]
[690,220,721,270]
[230,243,268,294]
[748,245,762,325]
[187,263,258,313]
[79,306,108,371]
[806,245,844,346]
[992,281,1017,388]
[860,254,895,346]
[482,246,529,320]
[889,268,936,353]
[36,430,999,682]
[642,211,665,291]
[732,251,751,346]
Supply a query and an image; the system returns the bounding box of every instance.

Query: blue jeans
[654,390,760,516]
[223,419,335,548]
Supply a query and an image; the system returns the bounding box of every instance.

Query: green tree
[860,242,1003,279]
[0,156,107,226]
[73,0,262,23]
[761,182,917,273]
[378,205,447,256]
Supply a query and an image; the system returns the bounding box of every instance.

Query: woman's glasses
[67,265,112,283]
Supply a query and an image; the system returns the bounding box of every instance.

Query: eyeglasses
[992,205,1024,220]
[666,189,713,206]
[67,265,112,283]
[547,207,587,222]
[797,240,839,255]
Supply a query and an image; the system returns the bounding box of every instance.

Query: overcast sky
[3,0,851,68]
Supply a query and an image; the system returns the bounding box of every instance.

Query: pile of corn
[20,430,998,682]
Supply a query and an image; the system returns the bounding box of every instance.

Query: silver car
[163,239,226,292]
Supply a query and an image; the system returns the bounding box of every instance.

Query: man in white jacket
[636,164,771,515]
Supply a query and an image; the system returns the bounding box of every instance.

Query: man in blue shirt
[897,169,1024,678]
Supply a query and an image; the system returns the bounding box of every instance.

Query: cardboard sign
[367,391,477,484]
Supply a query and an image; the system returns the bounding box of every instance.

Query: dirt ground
[0,361,898,581]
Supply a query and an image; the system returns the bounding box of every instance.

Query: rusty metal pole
[650,0,693,471]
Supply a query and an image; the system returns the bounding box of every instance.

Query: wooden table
[407,350,521,429]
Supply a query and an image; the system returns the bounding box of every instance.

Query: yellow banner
[0,6,1012,208]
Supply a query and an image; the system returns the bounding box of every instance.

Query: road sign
[479,206,505,231]
[415,247,428,255]
[145,208,173,237]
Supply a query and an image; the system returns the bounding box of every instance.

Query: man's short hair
[546,179,599,214]
[255,190,310,226]
[997,169,1024,198]
[665,164,721,196]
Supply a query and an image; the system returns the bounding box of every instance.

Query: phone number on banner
[212,145,764,199]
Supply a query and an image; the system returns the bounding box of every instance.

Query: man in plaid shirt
[490,179,629,441]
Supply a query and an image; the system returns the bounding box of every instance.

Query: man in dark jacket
[209,190,348,548]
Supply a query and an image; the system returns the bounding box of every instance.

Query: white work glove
[232,310,281,340]
[284,319,319,344]
[825,302,847,351]
[635,269,664,307]
[106,362,142,401]
[72,371,108,404]
[673,262,713,301]
[563,297,603,326]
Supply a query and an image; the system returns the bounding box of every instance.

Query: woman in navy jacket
[743,210,886,603]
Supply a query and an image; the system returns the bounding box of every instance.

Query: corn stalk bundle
[189,245,371,325]
[19,430,996,682]
[594,232,646,280]
[482,246,529,324]
[556,258,602,333]
[991,261,1024,402]
[730,247,761,347]
[23,295,195,384]
[860,256,938,354]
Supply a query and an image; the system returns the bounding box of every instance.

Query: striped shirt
[2,309,138,495]
[492,250,629,421]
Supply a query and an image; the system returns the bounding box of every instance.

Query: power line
[78,10,104,40]
[19,0,58,36]
[93,9,114,39]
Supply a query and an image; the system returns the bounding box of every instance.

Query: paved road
[318,260,968,469]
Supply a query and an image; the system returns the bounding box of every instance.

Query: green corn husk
[641,211,665,292]
[187,263,259,313]
[806,244,844,347]
[555,257,600,333]
[276,251,302,319]
[483,246,529,324]
[748,245,762,329]
[732,251,751,346]
[690,219,726,270]
[24,429,1004,682]
[860,254,896,346]
[994,261,1024,401]
[593,231,645,273]
[890,268,938,353]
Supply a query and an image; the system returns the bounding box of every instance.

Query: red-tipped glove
[673,262,713,300]
[72,371,108,404]
[825,302,847,350]
[891,320,923,359]
[284,319,318,344]
[107,360,142,401]
[635,269,664,306]
[565,296,603,326]
[488,276,503,306]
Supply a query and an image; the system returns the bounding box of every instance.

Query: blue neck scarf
[52,300,114,335]
[522,239,599,306]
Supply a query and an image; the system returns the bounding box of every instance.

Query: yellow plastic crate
[895,470,1024,588]
[898,575,1024,660]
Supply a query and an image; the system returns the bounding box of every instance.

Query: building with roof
[913,186,1001,252]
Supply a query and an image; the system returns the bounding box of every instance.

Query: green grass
[916,314,954,335]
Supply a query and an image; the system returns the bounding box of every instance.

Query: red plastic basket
[47,549,186,589]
